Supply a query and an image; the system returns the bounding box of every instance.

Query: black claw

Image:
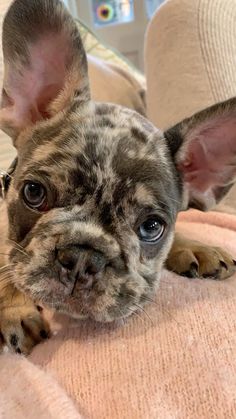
[181,270,195,278]
[10,334,18,347]
[203,269,220,279]
[190,262,199,271]
[37,305,43,312]
[220,260,228,270]
[233,260,236,266]
[40,330,48,340]
[16,348,21,354]
[180,269,198,278]
[180,261,199,278]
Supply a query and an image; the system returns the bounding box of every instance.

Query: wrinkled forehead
[15,104,178,213]
[17,104,165,170]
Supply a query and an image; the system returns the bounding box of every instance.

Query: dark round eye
[138,216,165,243]
[23,182,47,210]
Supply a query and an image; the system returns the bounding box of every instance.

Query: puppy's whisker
[0,267,20,293]
[6,241,30,258]
[133,302,154,325]
[122,293,154,325]
[138,295,158,307]
[161,306,182,326]
[142,295,182,326]
[0,275,14,290]
[0,264,13,272]
[125,306,145,323]
[0,274,13,283]
[116,308,126,326]
[0,279,10,288]
[11,247,30,259]
[0,268,14,277]
[0,169,13,179]
[7,239,25,252]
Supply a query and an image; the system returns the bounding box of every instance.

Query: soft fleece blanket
[0,209,235,419]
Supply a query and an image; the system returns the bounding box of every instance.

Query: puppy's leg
[166,233,236,280]
[0,201,49,354]
[0,283,50,355]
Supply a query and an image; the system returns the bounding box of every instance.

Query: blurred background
[63,0,165,70]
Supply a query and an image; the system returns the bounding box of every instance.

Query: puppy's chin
[10,261,159,323]
[62,271,160,323]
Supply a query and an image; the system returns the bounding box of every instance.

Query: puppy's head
[1,0,236,321]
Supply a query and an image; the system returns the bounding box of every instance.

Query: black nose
[57,246,107,278]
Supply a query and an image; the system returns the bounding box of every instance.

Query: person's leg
[144,0,236,210]
[144,0,236,130]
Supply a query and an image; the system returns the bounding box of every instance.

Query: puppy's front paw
[167,233,236,280]
[0,289,50,355]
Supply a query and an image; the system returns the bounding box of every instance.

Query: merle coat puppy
[0,0,235,354]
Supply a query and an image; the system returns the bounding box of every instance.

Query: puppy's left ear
[0,0,90,146]
[165,97,236,210]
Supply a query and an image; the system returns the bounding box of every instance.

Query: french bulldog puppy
[0,0,235,354]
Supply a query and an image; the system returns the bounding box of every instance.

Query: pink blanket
[1,209,236,418]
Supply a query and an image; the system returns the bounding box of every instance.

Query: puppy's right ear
[0,0,90,147]
[165,97,236,211]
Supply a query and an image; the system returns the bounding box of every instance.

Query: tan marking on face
[134,183,156,207]
[31,141,61,161]
[126,148,157,161]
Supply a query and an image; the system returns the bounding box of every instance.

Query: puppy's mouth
[46,268,151,323]
[61,278,146,323]
[11,254,152,323]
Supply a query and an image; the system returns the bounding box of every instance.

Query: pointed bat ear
[165,97,236,210]
[0,0,90,147]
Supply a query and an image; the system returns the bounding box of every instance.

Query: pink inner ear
[3,32,72,127]
[178,118,236,192]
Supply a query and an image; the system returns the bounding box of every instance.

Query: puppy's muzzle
[56,245,125,290]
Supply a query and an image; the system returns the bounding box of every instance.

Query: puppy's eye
[138,216,165,243]
[23,182,47,211]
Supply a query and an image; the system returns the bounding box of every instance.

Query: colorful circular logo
[96,3,115,22]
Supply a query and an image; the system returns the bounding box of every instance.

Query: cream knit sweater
[145,0,236,210]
